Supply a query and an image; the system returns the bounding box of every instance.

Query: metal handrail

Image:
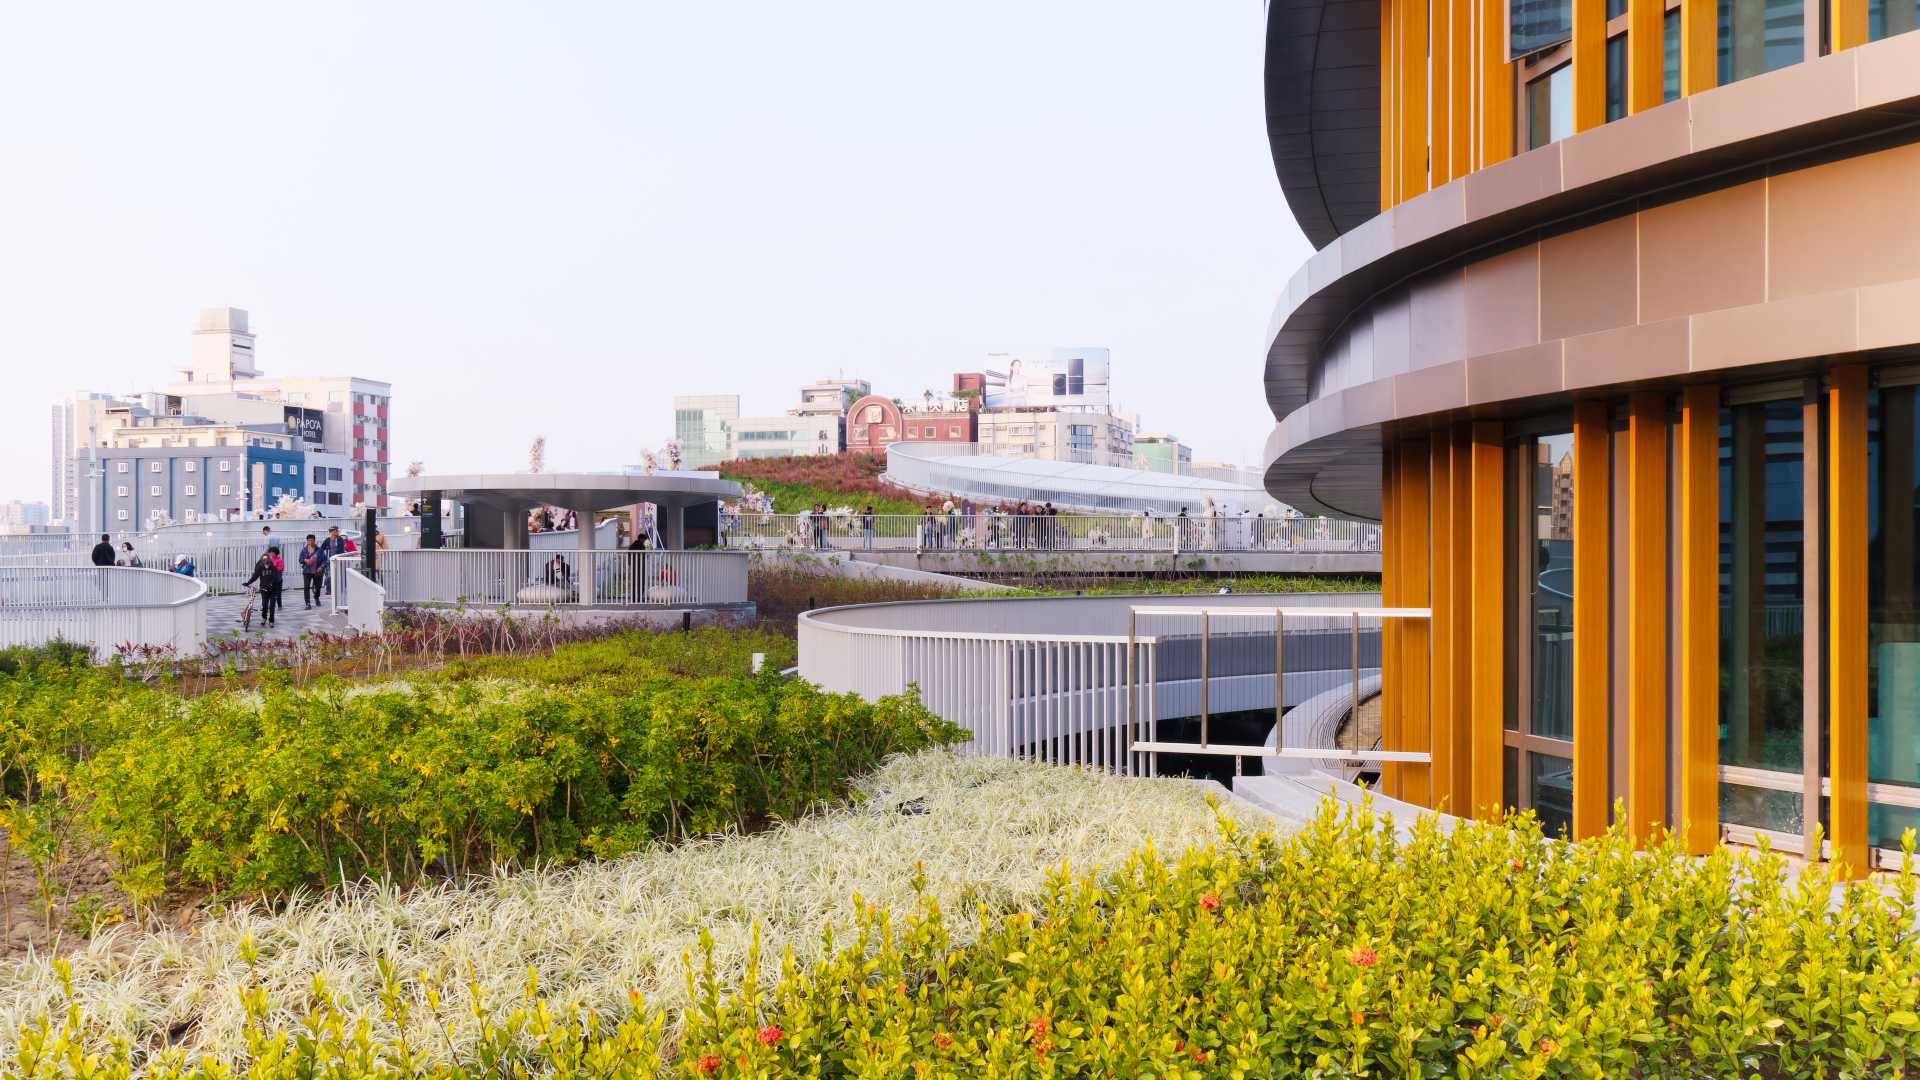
[1126,603,1432,775]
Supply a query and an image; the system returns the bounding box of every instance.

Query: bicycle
[240,584,258,631]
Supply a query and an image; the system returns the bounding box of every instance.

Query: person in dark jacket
[90,534,115,567]
[298,534,325,608]
[243,546,285,627]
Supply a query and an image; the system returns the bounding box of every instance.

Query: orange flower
[757,1025,783,1047]
[1350,1010,1366,1026]
[1488,1014,1503,1030]
[1199,893,1222,912]
[1029,1016,1051,1038]
[1351,946,1379,967]
[697,1053,722,1074]
[933,1032,954,1051]
[1540,1038,1557,1054]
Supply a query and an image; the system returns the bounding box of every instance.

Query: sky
[0,2,1312,504]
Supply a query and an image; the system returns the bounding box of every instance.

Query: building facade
[975,409,1134,468]
[1132,433,1194,474]
[727,414,840,458]
[54,308,393,523]
[673,395,740,469]
[1260,0,1920,873]
[845,384,980,456]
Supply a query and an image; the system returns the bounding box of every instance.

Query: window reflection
[1719,0,1803,84]
[1526,64,1574,151]
[1532,433,1575,742]
[1717,400,1806,834]
[1870,0,1920,40]
[1869,386,1920,849]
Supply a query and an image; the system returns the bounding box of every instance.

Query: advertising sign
[981,348,1111,410]
[283,406,324,445]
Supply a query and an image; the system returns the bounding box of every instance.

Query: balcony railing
[0,566,208,659]
[720,512,1380,554]
[378,549,749,609]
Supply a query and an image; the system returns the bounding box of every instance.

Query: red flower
[1488,1014,1504,1030]
[933,1032,954,1051]
[1350,946,1379,967]
[697,1053,722,1074]
[1199,893,1221,912]
[1540,1038,1557,1055]
[1029,1016,1050,1038]
[757,1025,783,1046]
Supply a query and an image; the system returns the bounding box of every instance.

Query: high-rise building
[1258,0,1920,869]
[1131,434,1193,475]
[0,501,51,528]
[672,395,740,468]
[53,308,393,529]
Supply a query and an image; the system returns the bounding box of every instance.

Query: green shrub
[13,798,1920,1076]
[672,801,1920,1078]
[0,630,953,901]
[0,641,91,678]
[65,674,960,896]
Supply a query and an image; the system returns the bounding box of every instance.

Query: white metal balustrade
[798,593,1417,776]
[378,549,749,609]
[0,567,208,659]
[720,512,1380,554]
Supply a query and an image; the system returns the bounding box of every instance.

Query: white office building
[53,308,395,526]
[672,394,740,468]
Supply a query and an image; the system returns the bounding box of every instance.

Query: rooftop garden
[717,453,926,515]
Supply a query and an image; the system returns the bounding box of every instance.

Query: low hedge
[0,631,954,900]
[16,800,1919,1077]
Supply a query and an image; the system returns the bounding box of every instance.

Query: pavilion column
[577,507,596,603]
[662,503,686,549]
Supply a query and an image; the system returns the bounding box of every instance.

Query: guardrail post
[1199,609,1210,748]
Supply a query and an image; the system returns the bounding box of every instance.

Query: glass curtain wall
[1717,400,1808,834]
[1869,385,1920,850]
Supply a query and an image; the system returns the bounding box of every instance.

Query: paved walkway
[206,590,352,643]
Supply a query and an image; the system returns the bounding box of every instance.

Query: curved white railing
[798,593,1415,775]
[379,549,749,609]
[343,563,385,634]
[720,512,1380,554]
[0,566,208,659]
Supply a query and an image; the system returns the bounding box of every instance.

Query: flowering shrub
[673,802,1920,1077]
[12,798,1920,1076]
[717,453,925,515]
[0,635,952,900]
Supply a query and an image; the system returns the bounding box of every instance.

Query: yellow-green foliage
[12,798,1920,1077]
[0,631,951,899]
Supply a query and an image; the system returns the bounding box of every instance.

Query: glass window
[1606,35,1627,121]
[1665,9,1682,101]
[1526,64,1574,150]
[1870,0,1920,40]
[1513,0,1574,55]
[149,461,161,473]
[1718,400,1808,833]
[1530,433,1576,742]
[1530,753,1575,837]
[149,485,160,497]
[1607,0,1627,17]
[116,461,128,473]
[184,461,196,472]
[1720,0,1804,83]
[1869,385,1920,849]
[185,485,196,496]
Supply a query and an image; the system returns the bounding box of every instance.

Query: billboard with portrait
[981,348,1111,409]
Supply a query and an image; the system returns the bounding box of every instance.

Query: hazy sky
[0,2,1311,504]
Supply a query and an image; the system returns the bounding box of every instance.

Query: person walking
[860,505,875,550]
[90,534,115,567]
[298,534,324,608]
[243,546,285,628]
[260,524,274,553]
[317,526,352,596]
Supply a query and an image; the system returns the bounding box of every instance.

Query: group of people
[242,525,360,628]
[917,500,1059,551]
[528,507,578,534]
[791,503,841,550]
